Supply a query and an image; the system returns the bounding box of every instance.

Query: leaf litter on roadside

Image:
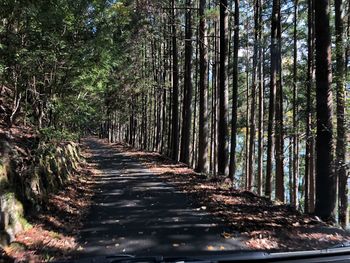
[5,143,96,262]
[110,141,350,252]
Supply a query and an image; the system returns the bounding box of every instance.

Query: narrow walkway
[77,138,245,257]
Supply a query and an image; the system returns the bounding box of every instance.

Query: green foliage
[205,7,219,19]
[0,0,135,136]
[39,127,79,142]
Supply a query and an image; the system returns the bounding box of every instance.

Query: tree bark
[304,0,314,213]
[314,0,336,222]
[180,0,193,165]
[274,0,284,202]
[196,0,209,173]
[229,0,239,184]
[247,0,260,191]
[171,0,180,161]
[257,0,263,196]
[334,0,347,228]
[218,0,229,176]
[292,0,299,208]
[266,0,279,199]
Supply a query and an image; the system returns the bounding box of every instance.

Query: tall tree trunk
[171,0,180,161]
[274,0,284,202]
[129,102,134,145]
[218,0,229,176]
[192,38,199,167]
[156,90,161,151]
[314,0,336,222]
[247,0,260,191]
[229,0,239,183]
[152,87,157,150]
[309,137,316,212]
[144,93,149,149]
[191,28,199,167]
[210,27,215,173]
[257,0,263,196]
[167,27,173,157]
[292,0,299,207]
[244,54,250,188]
[196,0,209,173]
[180,0,193,164]
[214,20,219,176]
[304,0,314,213]
[211,22,218,176]
[335,0,347,228]
[266,0,278,199]
[244,22,250,189]
[161,36,167,154]
[168,88,173,156]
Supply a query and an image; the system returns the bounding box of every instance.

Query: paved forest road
[76,138,245,258]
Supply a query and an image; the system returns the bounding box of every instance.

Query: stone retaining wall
[0,138,82,247]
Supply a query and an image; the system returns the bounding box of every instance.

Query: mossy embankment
[0,129,83,248]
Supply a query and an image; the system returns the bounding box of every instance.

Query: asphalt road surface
[76,138,245,258]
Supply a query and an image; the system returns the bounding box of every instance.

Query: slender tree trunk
[192,44,198,167]
[292,0,299,207]
[257,0,263,196]
[156,90,161,152]
[161,34,167,154]
[309,137,316,212]
[245,68,250,189]
[196,0,209,173]
[274,0,284,202]
[162,89,167,153]
[209,27,214,173]
[168,88,173,156]
[167,28,173,157]
[180,0,193,164]
[335,0,347,228]
[129,102,134,145]
[156,41,162,152]
[218,0,229,176]
[213,21,219,176]
[244,26,250,189]
[191,27,199,167]
[144,93,149,149]
[229,0,239,183]
[152,87,157,150]
[171,0,180,161]
[266,0,278,199]
[314,0,336,221]
[211,22,218,175]
[305,0,314,213]
[247,0,260,191]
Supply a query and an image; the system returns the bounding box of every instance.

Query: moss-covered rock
[0,144,10,192]
[0,192,32,246]
[0,137,83,248]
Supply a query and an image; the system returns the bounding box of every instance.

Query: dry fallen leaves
[111,141,350,252]
[5,145,95,262]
